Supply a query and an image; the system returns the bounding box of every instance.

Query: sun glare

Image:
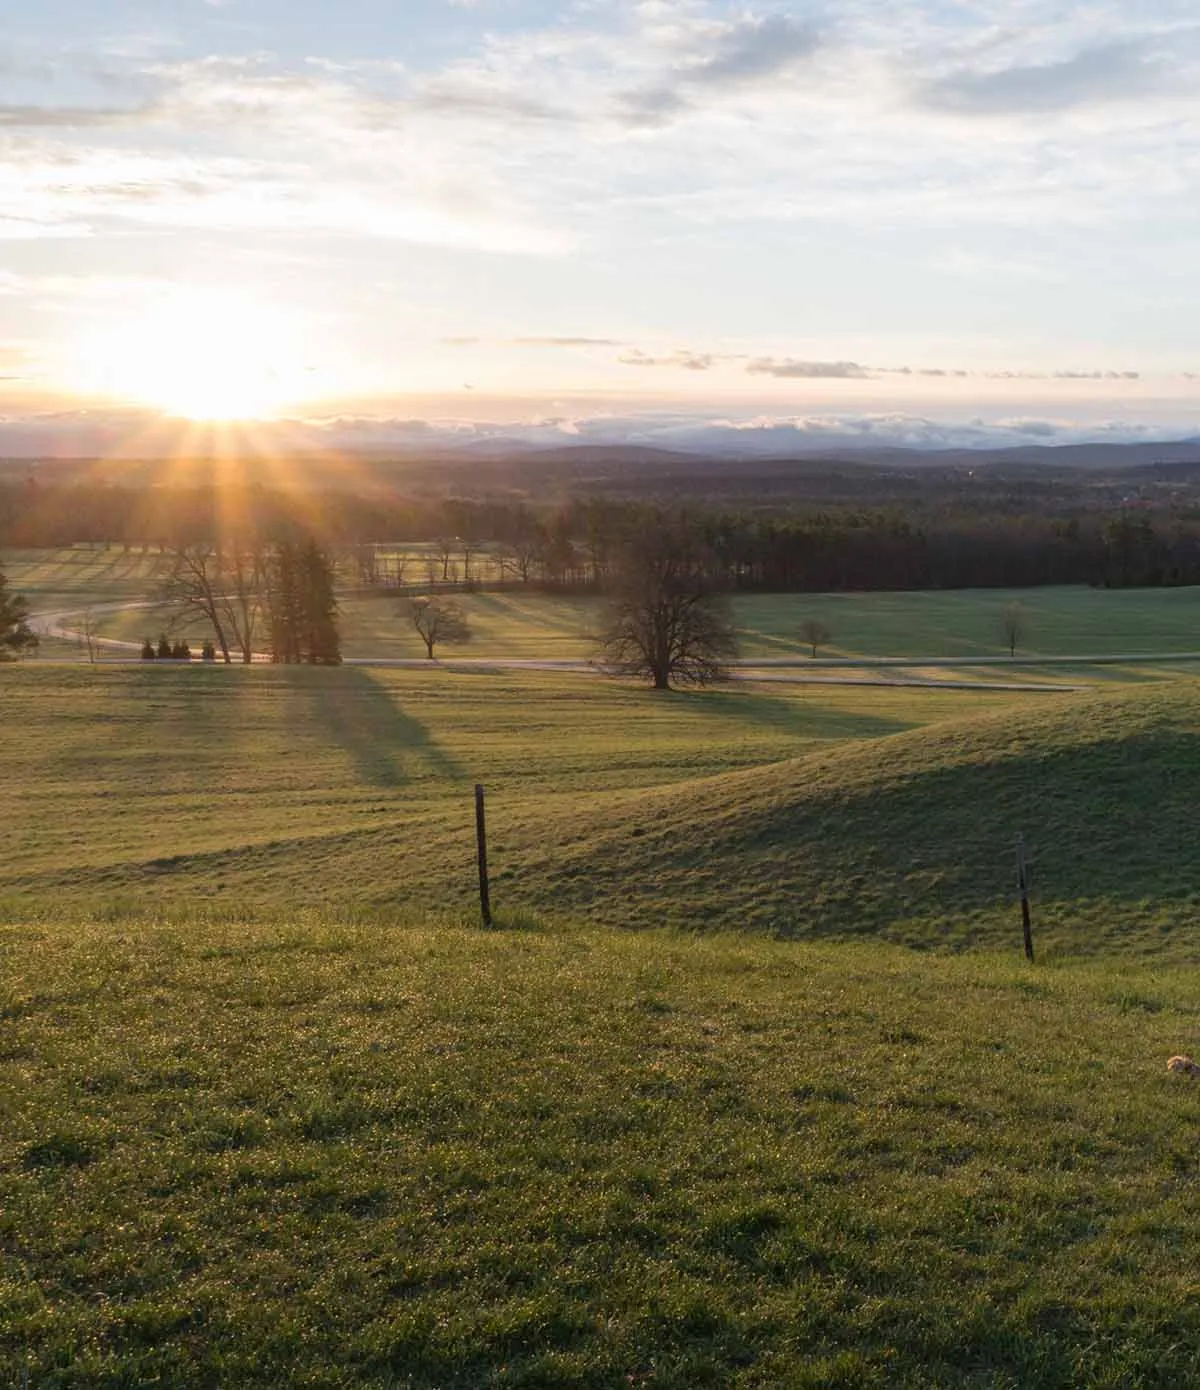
[77,289,314,421]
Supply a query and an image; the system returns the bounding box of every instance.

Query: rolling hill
[514,682,1200,953]
[3,667,1198,956]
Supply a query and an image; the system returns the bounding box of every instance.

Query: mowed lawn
[5,918,1200,1387]
[1,547,162,611]
[0,665,1023,919]
[7,544,1200,662]
[140,585,1200,662]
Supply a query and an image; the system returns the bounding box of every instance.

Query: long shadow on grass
[682,684,911,740]
[301,667,463,786]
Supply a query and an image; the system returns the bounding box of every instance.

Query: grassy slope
[5,917,1200,1388]
[523,681,1200,954]
[0,666,1018,920]
[3,667,1200,955]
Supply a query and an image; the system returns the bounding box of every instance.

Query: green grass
[8,544,1200,662]
[294,585,1200,663]
[733,586,1200,660]
[3,666,1200,953]
[6,916,1200,1387]
[525,680,1200,952]
[7,602,1200,1384]
[0,666,1020,920]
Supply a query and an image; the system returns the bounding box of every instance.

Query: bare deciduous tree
[799,618,832,658]
[402,596,472,659]
[158,539,269,664]
[78,608,100,664]
[597,520,738,690]
[1000,601,1027,658]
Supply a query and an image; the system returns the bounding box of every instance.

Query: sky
[2,0,1200,453]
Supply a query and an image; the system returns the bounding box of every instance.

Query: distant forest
[4,450,1200,592]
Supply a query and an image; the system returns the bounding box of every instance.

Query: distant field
[1,546,162,610]
[6,917,1200,1387]
[7,547,1200,662]
[76,585,1200,663]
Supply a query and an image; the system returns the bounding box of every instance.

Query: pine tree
[267,539,341,665]
[299,538,341,665]
[0,564,37,660]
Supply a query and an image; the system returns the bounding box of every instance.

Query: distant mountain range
[2,407,1200,469]
[3,412,1200,489]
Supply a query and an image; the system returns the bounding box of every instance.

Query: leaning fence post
[475,784,493,927]
[1016,833,1034,963]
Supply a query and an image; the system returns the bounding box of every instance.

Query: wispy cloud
[917,39,1172,116]
[747,358,871,380]
[618,348,717,371]
[618,12,824,127]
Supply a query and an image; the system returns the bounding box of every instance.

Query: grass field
[8,547,1200,661]
[7,563,1200,1385]
[0,666,1024,922]
[6,916,1200,1387]
[68,584,1200,663]
[3,666,1199,954]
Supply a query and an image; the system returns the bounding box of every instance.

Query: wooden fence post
[475,784,493,927]
[1016,833,1034,963]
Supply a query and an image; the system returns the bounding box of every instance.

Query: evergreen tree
[156,635,173,660]
[141,638,156,660]
[0,564,37,660]
[298,538,341,665]
[201,639,217,662]
[267,538,341,664]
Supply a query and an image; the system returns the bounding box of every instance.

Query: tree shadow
[300,668,464,787]
[682,683,913,740]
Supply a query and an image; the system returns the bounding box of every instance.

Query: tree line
[4,475,1200,594]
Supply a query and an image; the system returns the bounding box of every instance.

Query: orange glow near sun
[75,288,316,422]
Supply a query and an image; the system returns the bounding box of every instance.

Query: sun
[76,288,314,421]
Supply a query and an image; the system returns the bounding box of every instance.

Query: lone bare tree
[799,618,832,658]
[597,519,738,690]
[1000,601,1027,658]
[403,596,471,659]
[78,608,101,664]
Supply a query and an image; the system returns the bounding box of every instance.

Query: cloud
[618,12,823,127]
[445,336,626,349]
[1,405,1188,460]
[918,40,1168,116]
[747,358,871,379]
[0,104,157,128]
[685,14,822,88]
[985,368,1140,381]
[514,336,624,348]
[619,349,716,371]
[410,80,572,126]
